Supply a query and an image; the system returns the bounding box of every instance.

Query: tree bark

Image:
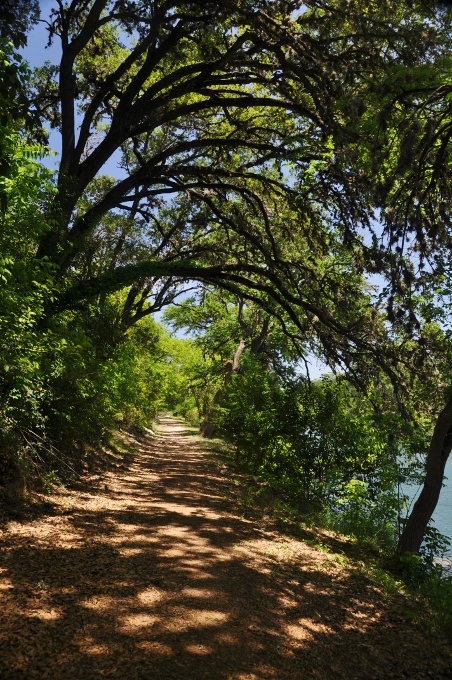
[397,393,452,554]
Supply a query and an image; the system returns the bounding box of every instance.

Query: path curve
[0,417,451,679]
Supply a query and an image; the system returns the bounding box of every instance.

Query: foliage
[24,0,440,390]
[1,0,452,563]
[213,363,440,553]
[214,354,288,468]
[323,479,400,550]
[163,288,452,557]
[0,0,39,49]
[157,334,219,425]
[0,121,166,492]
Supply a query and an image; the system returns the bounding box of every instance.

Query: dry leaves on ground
[0,417,451,679]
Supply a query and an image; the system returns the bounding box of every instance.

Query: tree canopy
[30,1,441,351]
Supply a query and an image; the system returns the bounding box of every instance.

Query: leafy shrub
[322,478,400,549]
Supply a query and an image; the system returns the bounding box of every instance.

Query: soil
[0,416,451,679]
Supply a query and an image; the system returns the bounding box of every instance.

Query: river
[406,455,452,557]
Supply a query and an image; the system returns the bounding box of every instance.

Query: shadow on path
[0,418,451,679]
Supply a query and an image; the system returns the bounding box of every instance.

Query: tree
[27,0,435,359]
[5,0,452,550]
[164,290,288,435]
[334,3,452,553]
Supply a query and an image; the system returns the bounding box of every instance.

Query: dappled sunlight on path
[0,418,451,679]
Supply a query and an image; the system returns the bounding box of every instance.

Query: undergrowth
[201,432,452,641]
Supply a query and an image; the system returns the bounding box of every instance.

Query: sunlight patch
[199,609,228,624]
[161,547,186,557]
[115,523,141,533]
[137,587,162,604]
[28,608,61,621]
[118,547,143,557]
[120,612,157,630]
[184,643,213,655]
[79,638,110,656]
[180,587,217,598]
[285,622,315,641]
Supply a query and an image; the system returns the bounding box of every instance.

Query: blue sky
[23,3,123,175]
[22,2,61,162]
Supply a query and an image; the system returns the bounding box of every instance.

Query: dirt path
[0,417,451,679]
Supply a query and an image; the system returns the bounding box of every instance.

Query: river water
[433,456,452,546]
[406,455,452,557]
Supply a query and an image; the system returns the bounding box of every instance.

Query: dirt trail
[0,417,451,679]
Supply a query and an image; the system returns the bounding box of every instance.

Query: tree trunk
[397,393,452,554]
